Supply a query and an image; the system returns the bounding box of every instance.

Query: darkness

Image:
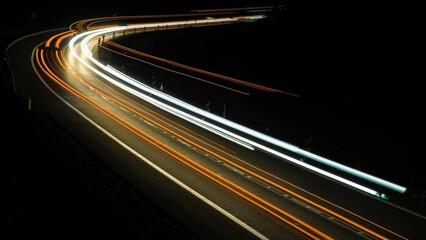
[1,1,424,239]
[290,0,423,153]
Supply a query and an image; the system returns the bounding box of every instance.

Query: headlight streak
[60,26,389,212]
[70,28,256,151]
[107,52,405,196]
[34,41,336,240]
[69,22,407,197]
[70,12,242,33]
[32,18,410,240]
[90,74,237,155]
[110,24,403,194]
[33,45,271,240]
[104,66,383,198]
[62,43,397,239]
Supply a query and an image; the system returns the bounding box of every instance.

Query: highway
[5,10,425,240]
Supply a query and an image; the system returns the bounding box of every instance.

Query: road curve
[5,11,426,240]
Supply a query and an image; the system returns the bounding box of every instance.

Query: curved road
[5,12,425,240]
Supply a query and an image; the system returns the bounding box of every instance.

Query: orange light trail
[34,35,333,240]
[104,40,292,95]
[98,44,250,95]
[32,17,410,240]
[56,61,390,239]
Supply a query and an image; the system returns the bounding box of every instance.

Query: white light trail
[68,17,406,197]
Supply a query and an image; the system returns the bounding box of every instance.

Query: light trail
[100,37,404,194]
[68,21,407,197]
[27,15,413,239]
[98,44,251,95]
[34,37,334,240]
[33,44,271,240]
[77,26,382,197]
[103,40,293,95]
[69,13,232,32]
[59,52,392,239]
[190,6,274,13]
